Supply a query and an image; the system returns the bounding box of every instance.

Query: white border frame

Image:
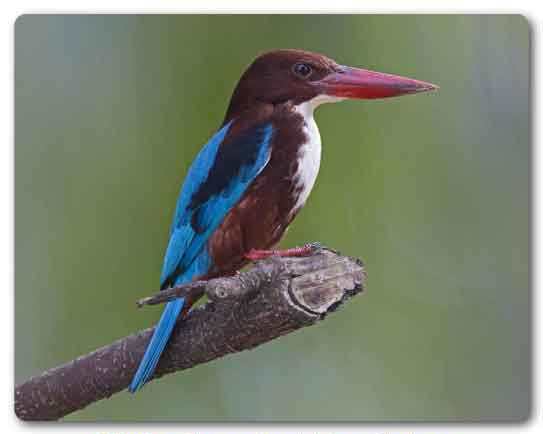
[2,2,538,433]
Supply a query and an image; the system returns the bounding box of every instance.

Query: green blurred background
[15,15,530,421]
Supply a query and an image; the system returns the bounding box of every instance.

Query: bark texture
[15,249,366,421]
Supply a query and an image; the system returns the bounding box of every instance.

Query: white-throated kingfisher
[129,49,437,392]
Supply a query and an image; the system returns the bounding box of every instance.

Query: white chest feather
[292,103,322,213]
[290,94,344,214]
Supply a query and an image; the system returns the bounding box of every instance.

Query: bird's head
[225,49,438,120]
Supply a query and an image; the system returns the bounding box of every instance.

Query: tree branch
[14,249,366,421]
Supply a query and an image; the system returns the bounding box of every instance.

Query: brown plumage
[209,102,307,275]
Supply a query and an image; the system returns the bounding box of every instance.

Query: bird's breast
[206,102,323,276]
[289,101,322,216]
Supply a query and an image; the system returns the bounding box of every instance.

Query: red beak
[317,65,438,99]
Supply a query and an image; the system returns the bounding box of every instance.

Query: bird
[129,49,437,392]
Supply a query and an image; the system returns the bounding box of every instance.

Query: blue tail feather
[128,298,185,393]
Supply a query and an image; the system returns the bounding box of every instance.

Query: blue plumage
[129,120,274,392]
[129,299,184,393]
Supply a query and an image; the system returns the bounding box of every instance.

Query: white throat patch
[291,95,344,214]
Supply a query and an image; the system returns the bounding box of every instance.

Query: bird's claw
[304,241,324,252]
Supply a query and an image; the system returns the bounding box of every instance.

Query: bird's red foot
[245,242,322,261]
[180,295,196,319]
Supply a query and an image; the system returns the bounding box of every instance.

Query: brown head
[224,49,438,121]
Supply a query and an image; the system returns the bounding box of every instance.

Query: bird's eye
[292,63,313,78]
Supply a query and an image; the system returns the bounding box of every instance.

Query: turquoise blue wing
[129,120,274,393]
[159,120,274,288]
